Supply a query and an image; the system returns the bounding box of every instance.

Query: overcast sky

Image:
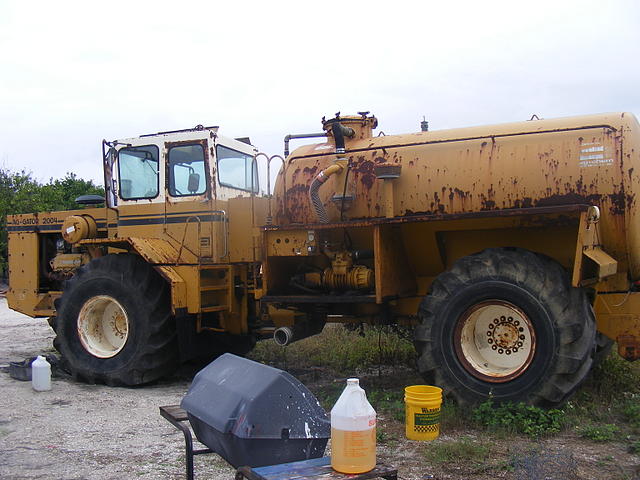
[1,0,639,186]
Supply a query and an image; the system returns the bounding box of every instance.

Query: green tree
[0,168,104,278]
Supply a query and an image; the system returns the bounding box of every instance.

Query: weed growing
[576,423,619,442]
[587,353,640,401]
[424,436,490,464]
[366,388,405,422]
[627,440,640,454]
[622,396,640,429]
[472,400,564,437]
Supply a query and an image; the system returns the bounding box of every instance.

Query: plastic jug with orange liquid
[330,378,376,474]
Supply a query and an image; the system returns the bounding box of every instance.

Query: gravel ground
[0,297,234,479]
[3,294,640,480]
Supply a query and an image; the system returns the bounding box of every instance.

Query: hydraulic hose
[308,121,355,223]
[309,164,343,223]
[331,122,355,154]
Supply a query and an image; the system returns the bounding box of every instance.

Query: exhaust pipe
[273,327,295,346]
[273,321,325,346]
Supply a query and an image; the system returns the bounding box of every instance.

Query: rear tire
[414,248,595,407]
[54,254,178,385]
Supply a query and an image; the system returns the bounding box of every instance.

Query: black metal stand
[159,405,213,480]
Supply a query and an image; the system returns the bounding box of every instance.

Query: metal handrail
[254,153,285,224]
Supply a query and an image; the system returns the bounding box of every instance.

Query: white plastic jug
[330,378,376,474]
[32,356,51,391]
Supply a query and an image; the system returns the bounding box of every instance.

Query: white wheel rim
[77,295,129,358]
[454,300,536,383]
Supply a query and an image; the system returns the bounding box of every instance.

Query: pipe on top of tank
[284,133,326,157]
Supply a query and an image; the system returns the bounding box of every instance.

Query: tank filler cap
[322,113,378,138]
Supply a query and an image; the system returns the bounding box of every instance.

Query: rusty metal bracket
[572,206,618,287]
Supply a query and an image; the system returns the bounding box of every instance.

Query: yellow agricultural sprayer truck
[7,112,640,407]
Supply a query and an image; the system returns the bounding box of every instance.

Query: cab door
[164,140,215,260]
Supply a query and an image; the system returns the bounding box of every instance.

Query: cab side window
[168,144,206,196]
[217,145,258,192]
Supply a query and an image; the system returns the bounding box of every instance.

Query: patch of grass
[627,440,640,454]
[440,398,469,431]
[376,428,397,444]
[424,436,490,465]
[577,423,619,442]
[596,455,615,466]
[472,400,564,437]
[311,383,343,411]
[586,353,640,400]
[622,396,640,429]
[565,350,640,434]
[367,388,405,422]
[249,324,416,375]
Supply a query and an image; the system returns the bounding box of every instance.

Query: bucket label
[414,408,440,426]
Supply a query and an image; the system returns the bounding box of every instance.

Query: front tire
[54,254,178,385]
[414,248,595,407]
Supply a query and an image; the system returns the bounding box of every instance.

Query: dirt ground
[1,295,639,480]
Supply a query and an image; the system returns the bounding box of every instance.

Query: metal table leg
[160,405,213,480]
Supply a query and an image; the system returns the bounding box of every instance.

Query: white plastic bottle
[31,356,52,391]
[330,378,376,474]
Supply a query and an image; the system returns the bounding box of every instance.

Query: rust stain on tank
[352,155,376,190]
[303,166,318,177]
[284,184,311,221]
[609,191,626,215]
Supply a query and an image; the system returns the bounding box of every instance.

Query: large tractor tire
[54,254,178,386]
[414,248,596,408]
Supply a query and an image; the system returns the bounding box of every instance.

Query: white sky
[1,0,639,185]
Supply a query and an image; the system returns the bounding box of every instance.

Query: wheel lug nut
[492,345,497,350]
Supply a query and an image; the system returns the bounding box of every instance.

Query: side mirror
[188,173,200,193]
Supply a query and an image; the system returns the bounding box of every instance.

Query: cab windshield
[118,145,159,199]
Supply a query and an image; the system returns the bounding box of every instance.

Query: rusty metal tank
[273,112,640,281]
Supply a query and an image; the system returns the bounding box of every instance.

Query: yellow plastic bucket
[404,385,443,441]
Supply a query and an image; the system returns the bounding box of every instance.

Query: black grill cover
[181,353,330,468]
